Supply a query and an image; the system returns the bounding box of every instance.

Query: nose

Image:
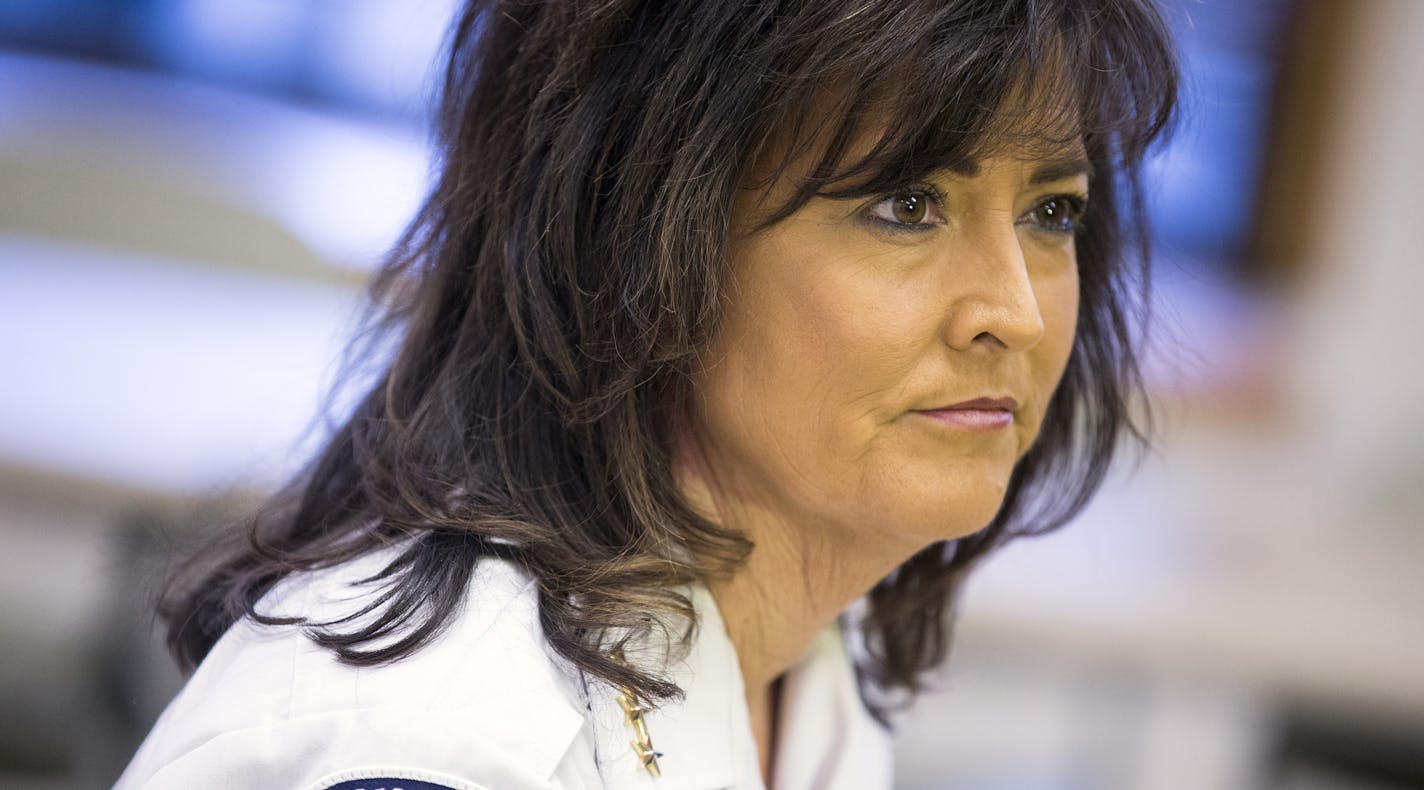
[938,224,1045,353]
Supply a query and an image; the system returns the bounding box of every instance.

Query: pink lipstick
[915,397,1017,431]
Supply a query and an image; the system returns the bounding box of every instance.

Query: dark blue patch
[321,780,459,790]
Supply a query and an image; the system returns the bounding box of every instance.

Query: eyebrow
[942,155,1095,185]
[1028,156,1094,185]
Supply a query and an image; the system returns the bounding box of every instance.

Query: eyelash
[1017,193,1089,236]
[864,183,946,232]
[864,185,1090,236]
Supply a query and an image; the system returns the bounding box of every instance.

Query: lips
[935,396,1019,412]
[913,396,1018,431]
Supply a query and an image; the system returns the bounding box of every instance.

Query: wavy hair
[160,0,1178,709]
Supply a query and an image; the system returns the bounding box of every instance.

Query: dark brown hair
[160,0,1178,709]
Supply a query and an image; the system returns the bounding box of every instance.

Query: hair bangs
[748,0,1177,222]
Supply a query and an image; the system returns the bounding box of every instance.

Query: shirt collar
[771,624,894,790]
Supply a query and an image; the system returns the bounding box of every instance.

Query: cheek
[694,235,931,490]
[1056,266,1081,364]
[1033,261,1081,410]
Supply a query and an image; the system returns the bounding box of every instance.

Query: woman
[118,0,1177,787]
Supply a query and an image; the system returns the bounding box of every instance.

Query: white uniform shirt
[115,549,893,789]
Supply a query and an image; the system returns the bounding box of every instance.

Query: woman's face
[684,138,1087,553]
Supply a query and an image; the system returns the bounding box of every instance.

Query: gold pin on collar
[617,689,663,778]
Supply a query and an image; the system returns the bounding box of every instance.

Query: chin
[854,461,1013,547]
[856,489,1006,550]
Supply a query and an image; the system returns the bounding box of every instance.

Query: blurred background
[0,0,1420,788]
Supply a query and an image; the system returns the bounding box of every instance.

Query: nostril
[969,305,1045,352]
[973,331,1010,350]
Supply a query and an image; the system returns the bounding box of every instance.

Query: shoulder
[116,551,589,790]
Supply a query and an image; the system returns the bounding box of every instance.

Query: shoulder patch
[320,779,459,790]
[310,767,479,790]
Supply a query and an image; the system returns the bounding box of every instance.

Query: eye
[866,186,945,231]
[1018,194,1088,235]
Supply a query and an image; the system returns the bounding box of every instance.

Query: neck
[672,425,925,786]
[704,509,902,692]
[697,498,905,790]
[673,441,920,697]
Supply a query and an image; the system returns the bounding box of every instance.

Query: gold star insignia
[617,690,662,778]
